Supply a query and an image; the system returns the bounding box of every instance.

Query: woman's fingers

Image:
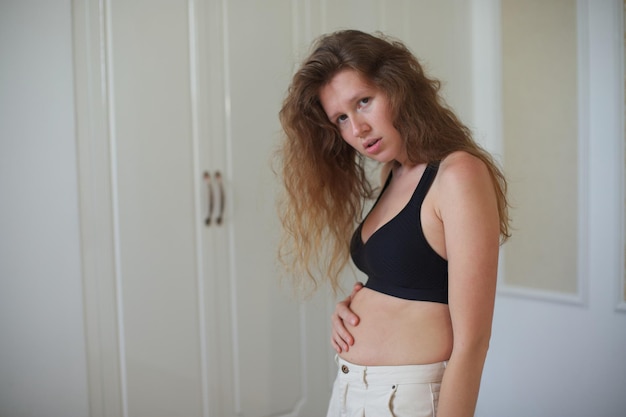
[329,282,365,352]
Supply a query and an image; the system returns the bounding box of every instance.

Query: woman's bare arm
[435,152,500,417]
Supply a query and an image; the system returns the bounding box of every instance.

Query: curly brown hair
[277,30,509,295]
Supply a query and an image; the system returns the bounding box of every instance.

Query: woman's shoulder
[434,151,494,198]
[437,151,490,182]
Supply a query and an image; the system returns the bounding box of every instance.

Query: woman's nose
[351,116,370,138]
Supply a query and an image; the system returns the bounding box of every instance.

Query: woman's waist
[338,324,452,366]
[339,288,453,366]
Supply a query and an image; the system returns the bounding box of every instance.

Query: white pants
[326,356,446,417]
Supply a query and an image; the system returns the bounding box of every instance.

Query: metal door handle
[215,171,224,225]
[204,171,213,226]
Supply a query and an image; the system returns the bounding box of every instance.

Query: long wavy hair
[277,30,510,295]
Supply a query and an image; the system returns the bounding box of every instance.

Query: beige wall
[502,0,579,295]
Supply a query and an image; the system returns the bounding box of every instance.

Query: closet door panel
[109,1,203,416]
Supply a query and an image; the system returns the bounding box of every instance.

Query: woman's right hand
[330,282,363,353]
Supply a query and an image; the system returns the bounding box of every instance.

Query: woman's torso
[339,162,453,366]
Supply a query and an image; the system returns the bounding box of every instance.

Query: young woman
[277,30,510,417]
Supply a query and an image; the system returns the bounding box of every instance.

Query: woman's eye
[359,97,370,106]
[337,114,348,124]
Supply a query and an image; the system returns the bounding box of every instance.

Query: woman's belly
[339,287,453,366]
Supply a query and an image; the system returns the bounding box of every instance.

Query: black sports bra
[350,164,449,304]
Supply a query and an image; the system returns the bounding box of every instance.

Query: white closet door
[75,1,334,416]
[205,2,334,415]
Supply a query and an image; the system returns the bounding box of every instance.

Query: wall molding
[72,0,124,416]
[616,0,626,312]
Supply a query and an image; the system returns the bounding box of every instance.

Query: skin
[320,69,500,417]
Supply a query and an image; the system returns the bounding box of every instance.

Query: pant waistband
[335,355,446,385]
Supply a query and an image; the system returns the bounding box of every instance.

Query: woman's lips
[364,138,381,154]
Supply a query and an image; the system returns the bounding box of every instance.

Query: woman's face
[319,69,407,164]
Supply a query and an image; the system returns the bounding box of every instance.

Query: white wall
[0,1,90,417]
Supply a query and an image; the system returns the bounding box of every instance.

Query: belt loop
[362,366,368,388]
